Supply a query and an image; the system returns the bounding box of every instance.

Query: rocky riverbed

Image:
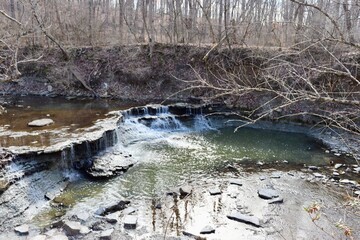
[1,168,359,240]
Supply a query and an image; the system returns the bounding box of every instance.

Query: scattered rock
[258,189,279,199]
[270,173,281,179]
[30,235,47,240]
[179,185,192,198]
[227,211,261,227]
[259,176,266,181]
[14,224,29,235]
[313,173,324,178]
[268,197,284,204]
[334,164,343,169]
[123,207,137,215]
[28,118,54,127]
[340,179,357,185]
[229,179,242,186]
[80,226,90,235]
[100,229,114,240]
[354,191,360,196]
[96,200,130,216]
[308,166,319,171]
[47,235,68,240]
[63,220,82,236]
[333,172,340,177]
[200,225,215,234]
[75,212,90,223]
[123,215,137,229]
[353,167,360,173]
[87,153,135,178]
[334,153,341,157]
[209,187,222,195]
[105,212,119,224]
[183,231,203,239]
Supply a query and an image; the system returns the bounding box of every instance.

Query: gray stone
[179,185,192,198]
[96,200,131,216]
[335,164,343,169]
[333,172,340,176]
[123,215,137,229]
[354,191,360,196]
[105,212,119,224]
[229,179,242,186]
[87,153,135,178]
[227,211,261,227]
[183,231,201,238]
[47,235,68,240]
[100,229,114,240]
[270,173,281,179]
[63,220,82,236]
[308,166,319,171]
[123,207,137,215]
[80,226,90,234]
[258,189,279,199]
[30,235,47,240]
[268,197,284,204]
[76,212,90,222]
[209,187,222,195]
[259,176,266,181]
[340,179,357,185]
[28,118,54,127]
[313,173,324,178]
[353,167,360,173]
[200,225,215,234]
[14,224,29,235]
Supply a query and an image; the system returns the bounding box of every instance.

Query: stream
[0,96,359,240]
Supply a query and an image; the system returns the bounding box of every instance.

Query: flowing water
[32,106,350,226]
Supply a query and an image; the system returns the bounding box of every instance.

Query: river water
[30,104,350,227]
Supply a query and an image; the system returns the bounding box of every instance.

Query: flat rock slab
[14,224,29,235]
[209,187,222,195]
[313,173,324,178]
[63,220,82,236]
[308,166,320,171]
[123,207,137,215]
[229,179,242,186]
[123,215,137,229]
[28,118,54,127]
[30,235,47,240]
[96,200,130,216]
[258,189,279,199]
[270,173,281,179]
[268,197,284,204]
[105,212,119,224]
[227,211,261,227]
[200,225,215,234]
[87,153,135,178]
[179,185,192,198]
[259,176,266,181]
[100,229,114,240]
[47,235,69,240]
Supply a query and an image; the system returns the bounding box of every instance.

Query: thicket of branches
[1,0,359,48]
[0,0,359,142]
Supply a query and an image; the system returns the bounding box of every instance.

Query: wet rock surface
[28,118,54,127]
[86,151,135,178]
[227,211,261,227]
